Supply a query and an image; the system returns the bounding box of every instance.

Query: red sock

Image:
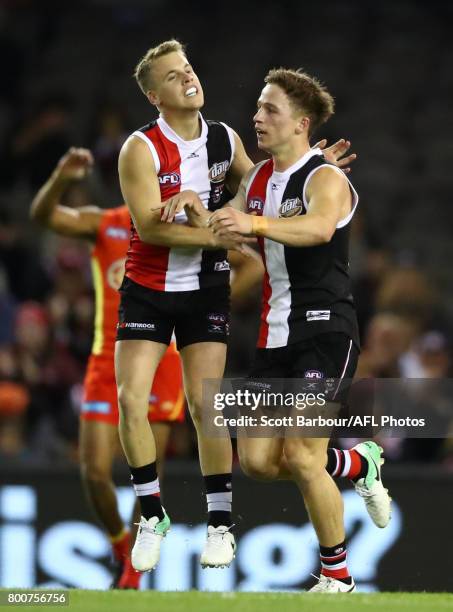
[327,448,364,480]
[111,530,130,562]
[320,541,350,581]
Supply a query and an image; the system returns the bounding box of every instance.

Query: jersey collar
[271,147,322,179]
[157,112,208,149]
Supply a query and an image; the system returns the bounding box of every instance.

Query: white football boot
[309,574,356,593]
[200,525,236,568]
[131,511,170,572]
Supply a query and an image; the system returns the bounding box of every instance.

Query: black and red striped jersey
[125,114,235,292]
[246,148,360,350]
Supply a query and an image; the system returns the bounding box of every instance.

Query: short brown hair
[134,39,186,94]
[265,68,335,136]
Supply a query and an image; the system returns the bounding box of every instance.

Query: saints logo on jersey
[279,197,303,218]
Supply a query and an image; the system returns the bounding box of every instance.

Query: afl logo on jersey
[106,258,126,291]
[106,226,129,240]
[209,160,229,183]
[159,172,181,185]
[279,197,303,218]
[248,197,264,214]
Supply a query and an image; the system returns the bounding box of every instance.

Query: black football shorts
[248,332,359,404]
[116,276,230,350]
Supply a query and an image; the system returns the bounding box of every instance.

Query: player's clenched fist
[54,147,94,181]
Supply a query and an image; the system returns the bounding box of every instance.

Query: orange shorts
[81,343,184,425]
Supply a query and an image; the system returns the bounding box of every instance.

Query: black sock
[204,473,232,528]
[326,448,340,475]
[130,462,164,521]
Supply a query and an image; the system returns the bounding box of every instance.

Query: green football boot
[352,441,392,528]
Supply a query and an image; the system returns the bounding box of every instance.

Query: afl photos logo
[209,161,229,183]
[106,258,126,291]
[279,197,303,218]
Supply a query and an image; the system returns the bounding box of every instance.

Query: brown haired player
[30,148,184,589]
[209,68,392,592]
[176,68,391,593]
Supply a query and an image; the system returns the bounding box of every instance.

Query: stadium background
[1,0,452,593]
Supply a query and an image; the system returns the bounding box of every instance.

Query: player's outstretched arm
[159,136,355,223]
[209,167,349,248]
[119,136,249,252]
[30,147,102,240]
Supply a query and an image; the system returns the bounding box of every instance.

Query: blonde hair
[134,39,186,94]
[265,68,335,136]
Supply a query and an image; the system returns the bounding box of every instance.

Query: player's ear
[295,116,310,135]
[147,90,160,107]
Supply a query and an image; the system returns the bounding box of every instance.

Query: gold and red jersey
[90,206,130,357]
[82,206,184,425]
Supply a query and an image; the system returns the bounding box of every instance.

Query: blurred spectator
[0,207,52,301]
[349,210,391,335]
[0,270,16,345]
[1,93,73,191]
[0,6,25,106]
[90,104,129,202]
[375,265,440,330]
[46,240,94,362]
[352,317,452,464]
[0,301,82,463]
[400,331,451,379]
[356,312,420,378]
[400,331,453,464]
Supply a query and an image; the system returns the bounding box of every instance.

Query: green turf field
[2,591,452,612]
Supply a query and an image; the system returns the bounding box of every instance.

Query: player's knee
[283,440,326,481]
[185,393,203,429]
[80,460,111,488]
[239,453,278,481]
[117,385,149,426]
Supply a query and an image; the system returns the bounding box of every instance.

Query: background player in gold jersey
[30,148,185,588]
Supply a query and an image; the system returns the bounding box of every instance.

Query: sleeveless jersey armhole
[302,164,359,229]
[131,130,161,175]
